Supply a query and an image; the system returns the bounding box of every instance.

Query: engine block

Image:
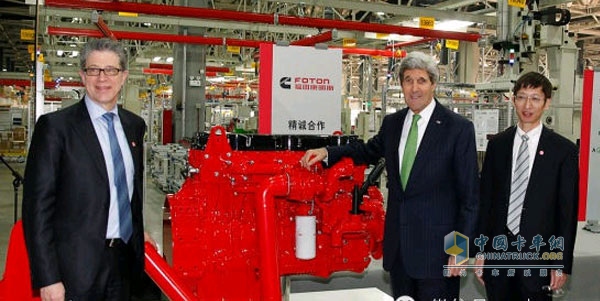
[167,126,385,300]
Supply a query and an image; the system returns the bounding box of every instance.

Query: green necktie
[401,114,421,189]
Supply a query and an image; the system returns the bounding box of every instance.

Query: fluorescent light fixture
[166,57,174,63]
[364,32,421,42]
[435,20,474,32]
[57,50,64,56]
[153,56,161,62]
[399,18,474,32]
[70,51,79,58]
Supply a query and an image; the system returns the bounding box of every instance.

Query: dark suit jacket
[478,125,579,274]
[327,100,479,279]
[22,99,146,294]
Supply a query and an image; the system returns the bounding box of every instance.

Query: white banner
[261,45,342,135]
[586,71,600,220]
[473,109,499,152]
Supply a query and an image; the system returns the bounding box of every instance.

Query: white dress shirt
[512,123,543,179]
[398,99,436,175]
[85,97,135,239]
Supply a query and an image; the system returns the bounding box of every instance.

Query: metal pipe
[291,31,333,46]
[144,242,198,301]
[148,63,173,69]
[205,66,231,73]
[332,46,403,57]
[256,174,290,300]
[46,27,267,48]
[45,0,481,42]
[386,38,437,49]
[142,68,173,75]
[47,27,405,58]
[92,12,117,40]
[0,79,83,89]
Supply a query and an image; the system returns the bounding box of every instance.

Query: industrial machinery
[0,126,385,301]
[476,1,578,139]
[152,126,385,300]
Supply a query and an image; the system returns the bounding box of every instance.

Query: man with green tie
[300,51,479,300]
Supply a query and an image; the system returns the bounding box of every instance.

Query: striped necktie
[507,134,529,235]
[103,113,133,242]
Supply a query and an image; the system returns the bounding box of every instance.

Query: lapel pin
[131,141,136,147]
[539,150,544,156]
[435,120,442,124]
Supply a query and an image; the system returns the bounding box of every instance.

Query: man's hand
[446,256,464,277]
[550,269,568,291]
[144,231,159,250]
[300,148,327,169]
[474,257,485,286]
[40,282,65,301]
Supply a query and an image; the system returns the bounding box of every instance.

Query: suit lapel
[528,126,549,187]
[500,127,517,202]
[406,101,446,188]
[119,111,142,176]
[413,101,445,162]
[71,100,109,181]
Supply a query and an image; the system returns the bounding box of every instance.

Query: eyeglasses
[83,67,122,76]
[515,94,545,104]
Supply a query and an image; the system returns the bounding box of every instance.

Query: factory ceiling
[0,0,598,83]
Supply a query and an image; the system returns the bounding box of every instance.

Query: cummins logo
[280,77,292,89]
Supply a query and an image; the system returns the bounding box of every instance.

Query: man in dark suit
[474,72,579,300]
[22,38,154,301]
[300,51,479,300]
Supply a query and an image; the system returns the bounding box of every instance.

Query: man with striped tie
[475,72,579,301]
[23,38,155,301]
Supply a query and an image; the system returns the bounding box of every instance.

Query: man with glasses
[475,72,579,300]
[22,38,155,301]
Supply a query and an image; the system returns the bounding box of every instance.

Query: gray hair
[398,52,439,84]
[79,38,128,71]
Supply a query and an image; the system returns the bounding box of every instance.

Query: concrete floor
[2,156,600,300]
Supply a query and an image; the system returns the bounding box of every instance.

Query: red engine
[166,126,385,300]
[0,126,385,300]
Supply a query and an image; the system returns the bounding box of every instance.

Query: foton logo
[280,77,292,89]
[279,76,334,91]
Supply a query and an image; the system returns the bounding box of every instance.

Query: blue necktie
[103,113,133,242]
